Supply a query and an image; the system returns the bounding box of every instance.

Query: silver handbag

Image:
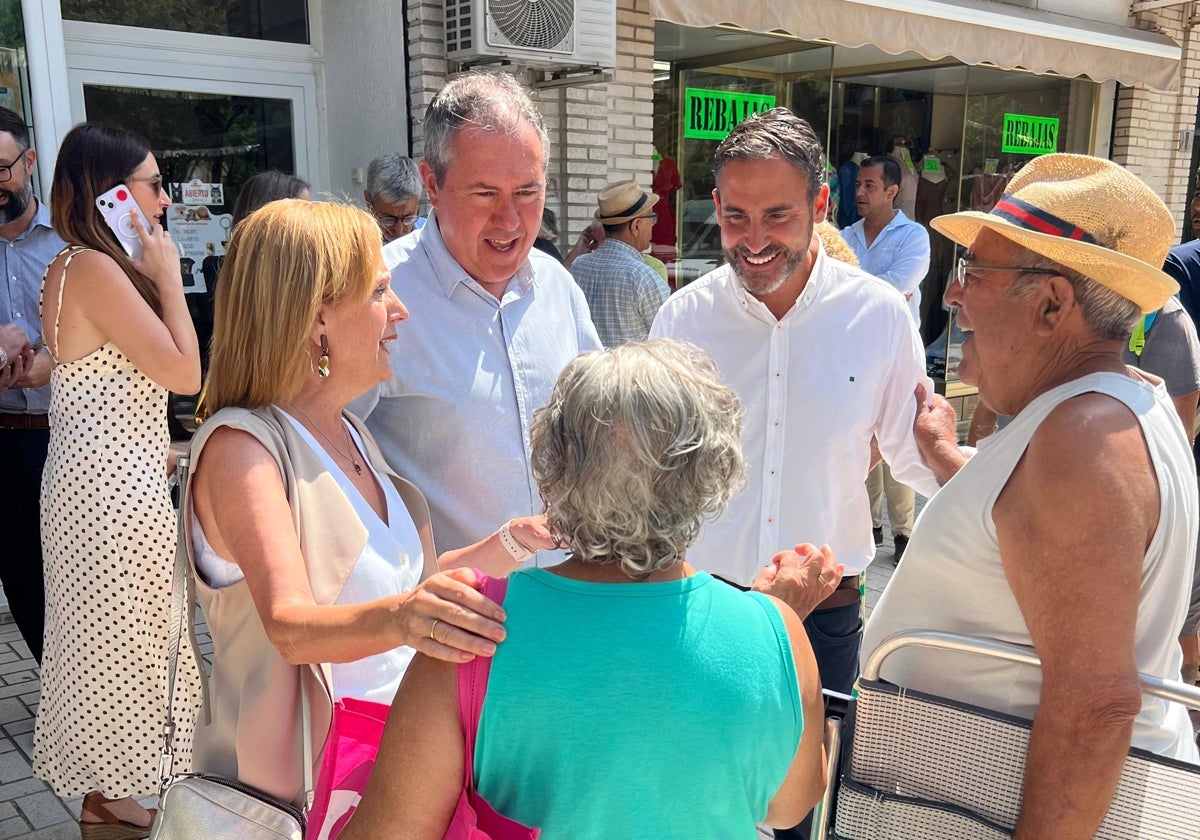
[149,454,313,840]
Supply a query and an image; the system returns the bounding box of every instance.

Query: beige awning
[649,0,1181,91]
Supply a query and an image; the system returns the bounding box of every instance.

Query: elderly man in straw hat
[864,153,1200,835]
[569,180,670,347]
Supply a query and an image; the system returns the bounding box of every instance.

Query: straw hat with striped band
[931,153,1178,314]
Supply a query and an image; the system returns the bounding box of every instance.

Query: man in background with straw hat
[570,180,670,347]
[864,153,1200,837]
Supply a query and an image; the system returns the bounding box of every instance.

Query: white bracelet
[0,346,7,368]
[498,520,535,564]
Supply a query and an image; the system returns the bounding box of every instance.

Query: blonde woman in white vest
[186,199,555,806]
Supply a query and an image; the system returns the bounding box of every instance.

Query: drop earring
[317,334,330,378]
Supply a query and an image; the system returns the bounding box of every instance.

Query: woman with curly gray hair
[346,339,828,840]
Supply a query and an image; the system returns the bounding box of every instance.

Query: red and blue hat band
[991,195,1098,245]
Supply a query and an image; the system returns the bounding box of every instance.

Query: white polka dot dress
[33,248,202,798]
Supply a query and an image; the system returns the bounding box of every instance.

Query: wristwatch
[0,345,8,368]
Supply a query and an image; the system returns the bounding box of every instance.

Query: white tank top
[192,409,423,702]
[862,371,1199,762]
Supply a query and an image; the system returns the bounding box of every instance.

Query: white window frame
[60,18,324,190]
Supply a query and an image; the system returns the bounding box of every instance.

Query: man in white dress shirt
[651,110,957,837]
[353,72,601,557]
[841,155,932,562]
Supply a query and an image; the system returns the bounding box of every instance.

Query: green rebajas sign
[1001,113,1059,155]
[684,89,777,141]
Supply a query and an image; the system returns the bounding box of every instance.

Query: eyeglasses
[128,174,165,192]
[376,214,420,233]
[0,150,27,184]
[638,213,659,225]
[953,256,1059,289]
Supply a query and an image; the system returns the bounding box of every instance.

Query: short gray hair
[1010,253,1141,341]
[366,155,422,204]
[423,71,548,187]
[714,107,824,201]
[530,340,745,581]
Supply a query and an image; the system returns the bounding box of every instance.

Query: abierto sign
[684,88,776,141]
[1001,113,1059,156]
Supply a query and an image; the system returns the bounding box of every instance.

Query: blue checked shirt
[570,238,670,348]
[0,200,66,415]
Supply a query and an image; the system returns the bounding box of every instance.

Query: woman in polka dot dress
[34,123,202,839]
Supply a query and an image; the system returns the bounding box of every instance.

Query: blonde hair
[197,199,382,419]
[816,221,859,266]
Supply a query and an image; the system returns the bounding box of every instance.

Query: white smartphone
[95,184,150,260]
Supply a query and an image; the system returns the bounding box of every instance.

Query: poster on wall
[167,185,232,295]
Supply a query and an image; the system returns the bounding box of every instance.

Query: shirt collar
[6,198,52,243]
[418,209,535,300]
[599,237,642,260]
[731,237,828,323]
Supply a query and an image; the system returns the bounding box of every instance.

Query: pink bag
[308,696,391,840]
[443,575,540,839]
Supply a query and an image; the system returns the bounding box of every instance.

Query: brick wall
[404,0,656,249]
[1114,6,1200,241]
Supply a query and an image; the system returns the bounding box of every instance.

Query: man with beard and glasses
[651,107,959,839]
[0,105,66,663]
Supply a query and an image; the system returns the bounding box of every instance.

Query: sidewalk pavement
[0,537,906,838]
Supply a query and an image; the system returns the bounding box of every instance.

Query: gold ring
[429,619,441,641]
[818,574,830,587]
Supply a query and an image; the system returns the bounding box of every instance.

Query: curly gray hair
[530,340,746,581]
[422,71,549,187]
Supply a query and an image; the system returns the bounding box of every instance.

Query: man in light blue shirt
[353,73,601,556]
[0,106,66,663]
[841,155,931,563]
[841,155,930,325]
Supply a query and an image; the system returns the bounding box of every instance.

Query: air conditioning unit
[445,0,616,70]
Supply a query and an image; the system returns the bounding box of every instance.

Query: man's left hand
[752,543,844,619]
[15,349,52,390]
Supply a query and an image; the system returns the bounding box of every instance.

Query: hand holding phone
[96,184,151,260]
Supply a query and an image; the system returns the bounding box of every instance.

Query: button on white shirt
[650,246,939,584]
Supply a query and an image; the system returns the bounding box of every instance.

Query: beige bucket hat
[931,153,1178,313]
[595,180,660,225]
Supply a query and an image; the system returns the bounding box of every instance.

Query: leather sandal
[79,792,157,840]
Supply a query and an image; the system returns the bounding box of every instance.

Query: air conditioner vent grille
[488,0,574,51]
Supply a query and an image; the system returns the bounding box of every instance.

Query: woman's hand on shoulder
[396,567,508,663]
[507,514,560,553]
[130,213,181,289]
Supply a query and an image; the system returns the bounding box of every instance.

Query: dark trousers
[774,599,863,840]
[0,428,47,662]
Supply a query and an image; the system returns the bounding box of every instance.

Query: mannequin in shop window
[650,146,681,264]
[889,137,919,220]
[916,150,954,338]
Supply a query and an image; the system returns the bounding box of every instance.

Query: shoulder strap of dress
[42,246,93,362]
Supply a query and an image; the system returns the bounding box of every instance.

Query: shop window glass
[62,0,309,44]
[830,64,968,347]
[0,0,27,116]
[82,84,296,293]
[654,44,836,286]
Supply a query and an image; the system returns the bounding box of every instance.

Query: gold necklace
[284,403,363,475]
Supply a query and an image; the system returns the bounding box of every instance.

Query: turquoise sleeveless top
[474,568,803,839]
